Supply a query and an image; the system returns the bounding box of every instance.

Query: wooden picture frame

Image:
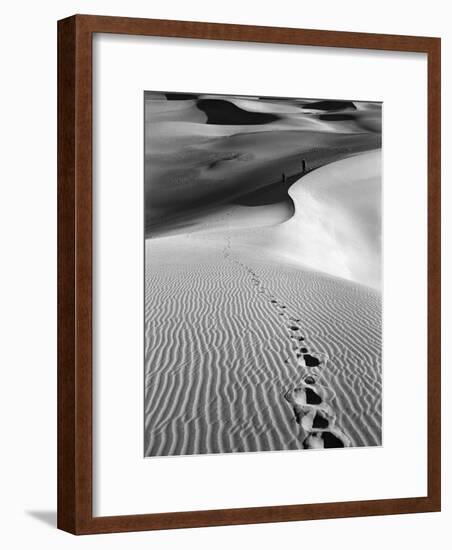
[58,14,441,535]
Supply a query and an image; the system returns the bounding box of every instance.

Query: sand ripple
[144,232,381,456]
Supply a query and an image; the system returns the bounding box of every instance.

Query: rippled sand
[144,92,382,456]
[144,155,382,456]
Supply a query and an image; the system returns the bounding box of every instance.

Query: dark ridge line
[232,177,299,207]
[233,143,381,208]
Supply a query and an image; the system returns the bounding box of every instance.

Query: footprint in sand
[302,430,350,449]
[222,232,350,450]
[285,377,351,449]
[296,351,328,369]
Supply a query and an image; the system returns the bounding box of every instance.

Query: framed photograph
[58,15,441,534]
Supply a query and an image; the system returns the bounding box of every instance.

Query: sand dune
[144,92,381,232]
[144,93,382,457]
[144,231,381,456]
[146,199,294,239]
[229,150,382,290]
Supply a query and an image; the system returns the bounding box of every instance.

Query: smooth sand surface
[229,149,382,290]
[144,153,382,456]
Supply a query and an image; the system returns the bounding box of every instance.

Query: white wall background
[0,0,449,548]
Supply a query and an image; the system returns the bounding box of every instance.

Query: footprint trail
[220,213,351,449]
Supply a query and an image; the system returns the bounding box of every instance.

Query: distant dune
[145,92,381,236]
[197,98,280,125]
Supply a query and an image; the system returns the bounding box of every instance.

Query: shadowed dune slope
[144,92,381,235]
[197,99,280,125]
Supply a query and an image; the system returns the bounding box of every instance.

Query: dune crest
[225,150,382,290]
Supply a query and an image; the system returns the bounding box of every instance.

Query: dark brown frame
[58,14,441,535]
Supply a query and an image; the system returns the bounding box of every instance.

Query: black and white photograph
[144,91,382,457]
[1,0,445,544]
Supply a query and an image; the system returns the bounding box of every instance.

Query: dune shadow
[197,98,280,125]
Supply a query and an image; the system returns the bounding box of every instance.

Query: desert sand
[144,93,382,456]
[145,93,381,237]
